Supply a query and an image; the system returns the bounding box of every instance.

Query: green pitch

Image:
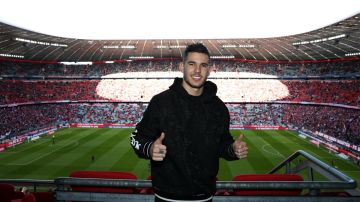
[0,128,359,188]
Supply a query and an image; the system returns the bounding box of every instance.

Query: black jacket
[130,78,238,199]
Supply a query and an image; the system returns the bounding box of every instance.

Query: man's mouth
[192,75,201,81]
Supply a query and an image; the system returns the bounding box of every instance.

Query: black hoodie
[130,78,238,200]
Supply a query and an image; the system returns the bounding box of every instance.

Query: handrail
[54,177,356,190]
[55,178,151,188]
[269,150,356,184]
[0,179,54,186]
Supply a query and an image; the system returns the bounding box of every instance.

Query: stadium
[0,0,360,201]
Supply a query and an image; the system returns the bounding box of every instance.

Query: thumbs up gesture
[150,132,167,161]
[232,134,248,159]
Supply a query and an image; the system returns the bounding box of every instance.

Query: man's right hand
[150,132,167,161]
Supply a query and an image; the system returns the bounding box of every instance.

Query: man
[130,43,248,202]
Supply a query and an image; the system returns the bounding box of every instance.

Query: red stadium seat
[12,191,26,201]
[0,183,16,202]
[0,183,37,202]
[232,174,303,196]
[69,170,137,193]
[21,193,36,202]
[32,192,54,202]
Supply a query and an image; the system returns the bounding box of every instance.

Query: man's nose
[194,64,201,72]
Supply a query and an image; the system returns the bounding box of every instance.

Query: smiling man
[130,43,248,202]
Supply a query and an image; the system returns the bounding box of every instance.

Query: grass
[0,128,359,189]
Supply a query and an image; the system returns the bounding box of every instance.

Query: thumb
[155,132,165,144]
[236,134,244,142]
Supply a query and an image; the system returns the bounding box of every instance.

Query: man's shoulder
[151,89,175,103]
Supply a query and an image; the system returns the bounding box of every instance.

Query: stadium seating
[0,183,39,202]
[232,174,304,196]
[31,192,54,202]
[1,101,359,148]
[1,59,360,77]
[20,193,36,202]
[0,183,16,202]
[12,191,26,201]
[69,170,137,193]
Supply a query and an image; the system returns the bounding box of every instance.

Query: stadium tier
[1,60,360,77]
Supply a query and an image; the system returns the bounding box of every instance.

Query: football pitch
[0,128,359,188]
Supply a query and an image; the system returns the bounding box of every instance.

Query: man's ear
[179,62,184,73]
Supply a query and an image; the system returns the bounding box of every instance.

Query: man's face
[180,52,211,95]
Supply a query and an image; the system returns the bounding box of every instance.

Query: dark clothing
[130,78,237,199]
[155,194,213,202]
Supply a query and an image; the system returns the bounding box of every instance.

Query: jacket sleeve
[130,97,162,159]
[219,105,238,161]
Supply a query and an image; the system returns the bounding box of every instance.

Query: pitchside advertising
[71,124,289,130]
[299,131,360,160]
[70,123,135,128]
[314,131,360,152]
[231,125,288,130]
[0,127,56,152]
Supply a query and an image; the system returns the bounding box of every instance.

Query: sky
[0,0,359,40]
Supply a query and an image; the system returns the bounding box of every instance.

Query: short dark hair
[183,43,210,61]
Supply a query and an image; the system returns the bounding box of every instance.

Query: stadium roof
[0,0,359,62]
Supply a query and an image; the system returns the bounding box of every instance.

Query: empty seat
[21,193,36,202]
[12,191,26,201]
[32,192,54,202]
[0,184,34,202]
[0,183,15,202]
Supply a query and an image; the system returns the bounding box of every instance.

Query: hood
[169,77,218,102]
